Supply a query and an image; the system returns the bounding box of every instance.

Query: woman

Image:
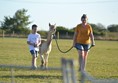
[73,14,95,72]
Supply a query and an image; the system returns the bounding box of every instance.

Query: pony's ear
[49,23,51,26]
[54,23,56,26]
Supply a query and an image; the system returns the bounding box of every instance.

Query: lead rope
[53,34,73,53]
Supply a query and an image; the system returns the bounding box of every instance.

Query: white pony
[39,23,56,68]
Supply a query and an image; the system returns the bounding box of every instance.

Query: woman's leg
[82,51,89,71]
[78,50,84,71]
[78,50,89,71]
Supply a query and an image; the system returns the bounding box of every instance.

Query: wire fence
[0,58,118,83]
[80,71,118,83]
[0,58,77,83]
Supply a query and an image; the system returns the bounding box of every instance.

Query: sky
[0,0,118,31]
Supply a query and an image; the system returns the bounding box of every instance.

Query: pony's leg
[39,54,45,68]
[44,54,49,68]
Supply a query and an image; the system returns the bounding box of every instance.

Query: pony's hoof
[40,65,45,70]
[31,66,37,70]
[45,66,48,70]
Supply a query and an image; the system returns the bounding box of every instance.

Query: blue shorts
[75,43,91,51]
[30,50,38,57]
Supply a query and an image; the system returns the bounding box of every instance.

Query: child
[27,24,41,69]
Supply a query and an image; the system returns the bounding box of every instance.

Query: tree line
[0,9,118,38]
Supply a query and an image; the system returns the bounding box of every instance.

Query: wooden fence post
[61,58,77,83]
[11,68,15,83]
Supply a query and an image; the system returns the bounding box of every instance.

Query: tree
[0,8,31,34]
[90,23,107,36]
[107,24,118,32]
[56,26,69,35]
[97,23,106,30]
[0,16,14,31]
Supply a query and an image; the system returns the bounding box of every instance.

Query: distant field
[0,38,118,83]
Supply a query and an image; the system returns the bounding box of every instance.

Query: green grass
[0,38,118,83]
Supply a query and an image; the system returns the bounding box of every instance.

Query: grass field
[0,38,118,83]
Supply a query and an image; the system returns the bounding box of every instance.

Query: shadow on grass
[1,74,63,80]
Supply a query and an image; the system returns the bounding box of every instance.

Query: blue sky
[0,0,118,30]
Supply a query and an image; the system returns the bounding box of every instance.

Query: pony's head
[49,23,56,34]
